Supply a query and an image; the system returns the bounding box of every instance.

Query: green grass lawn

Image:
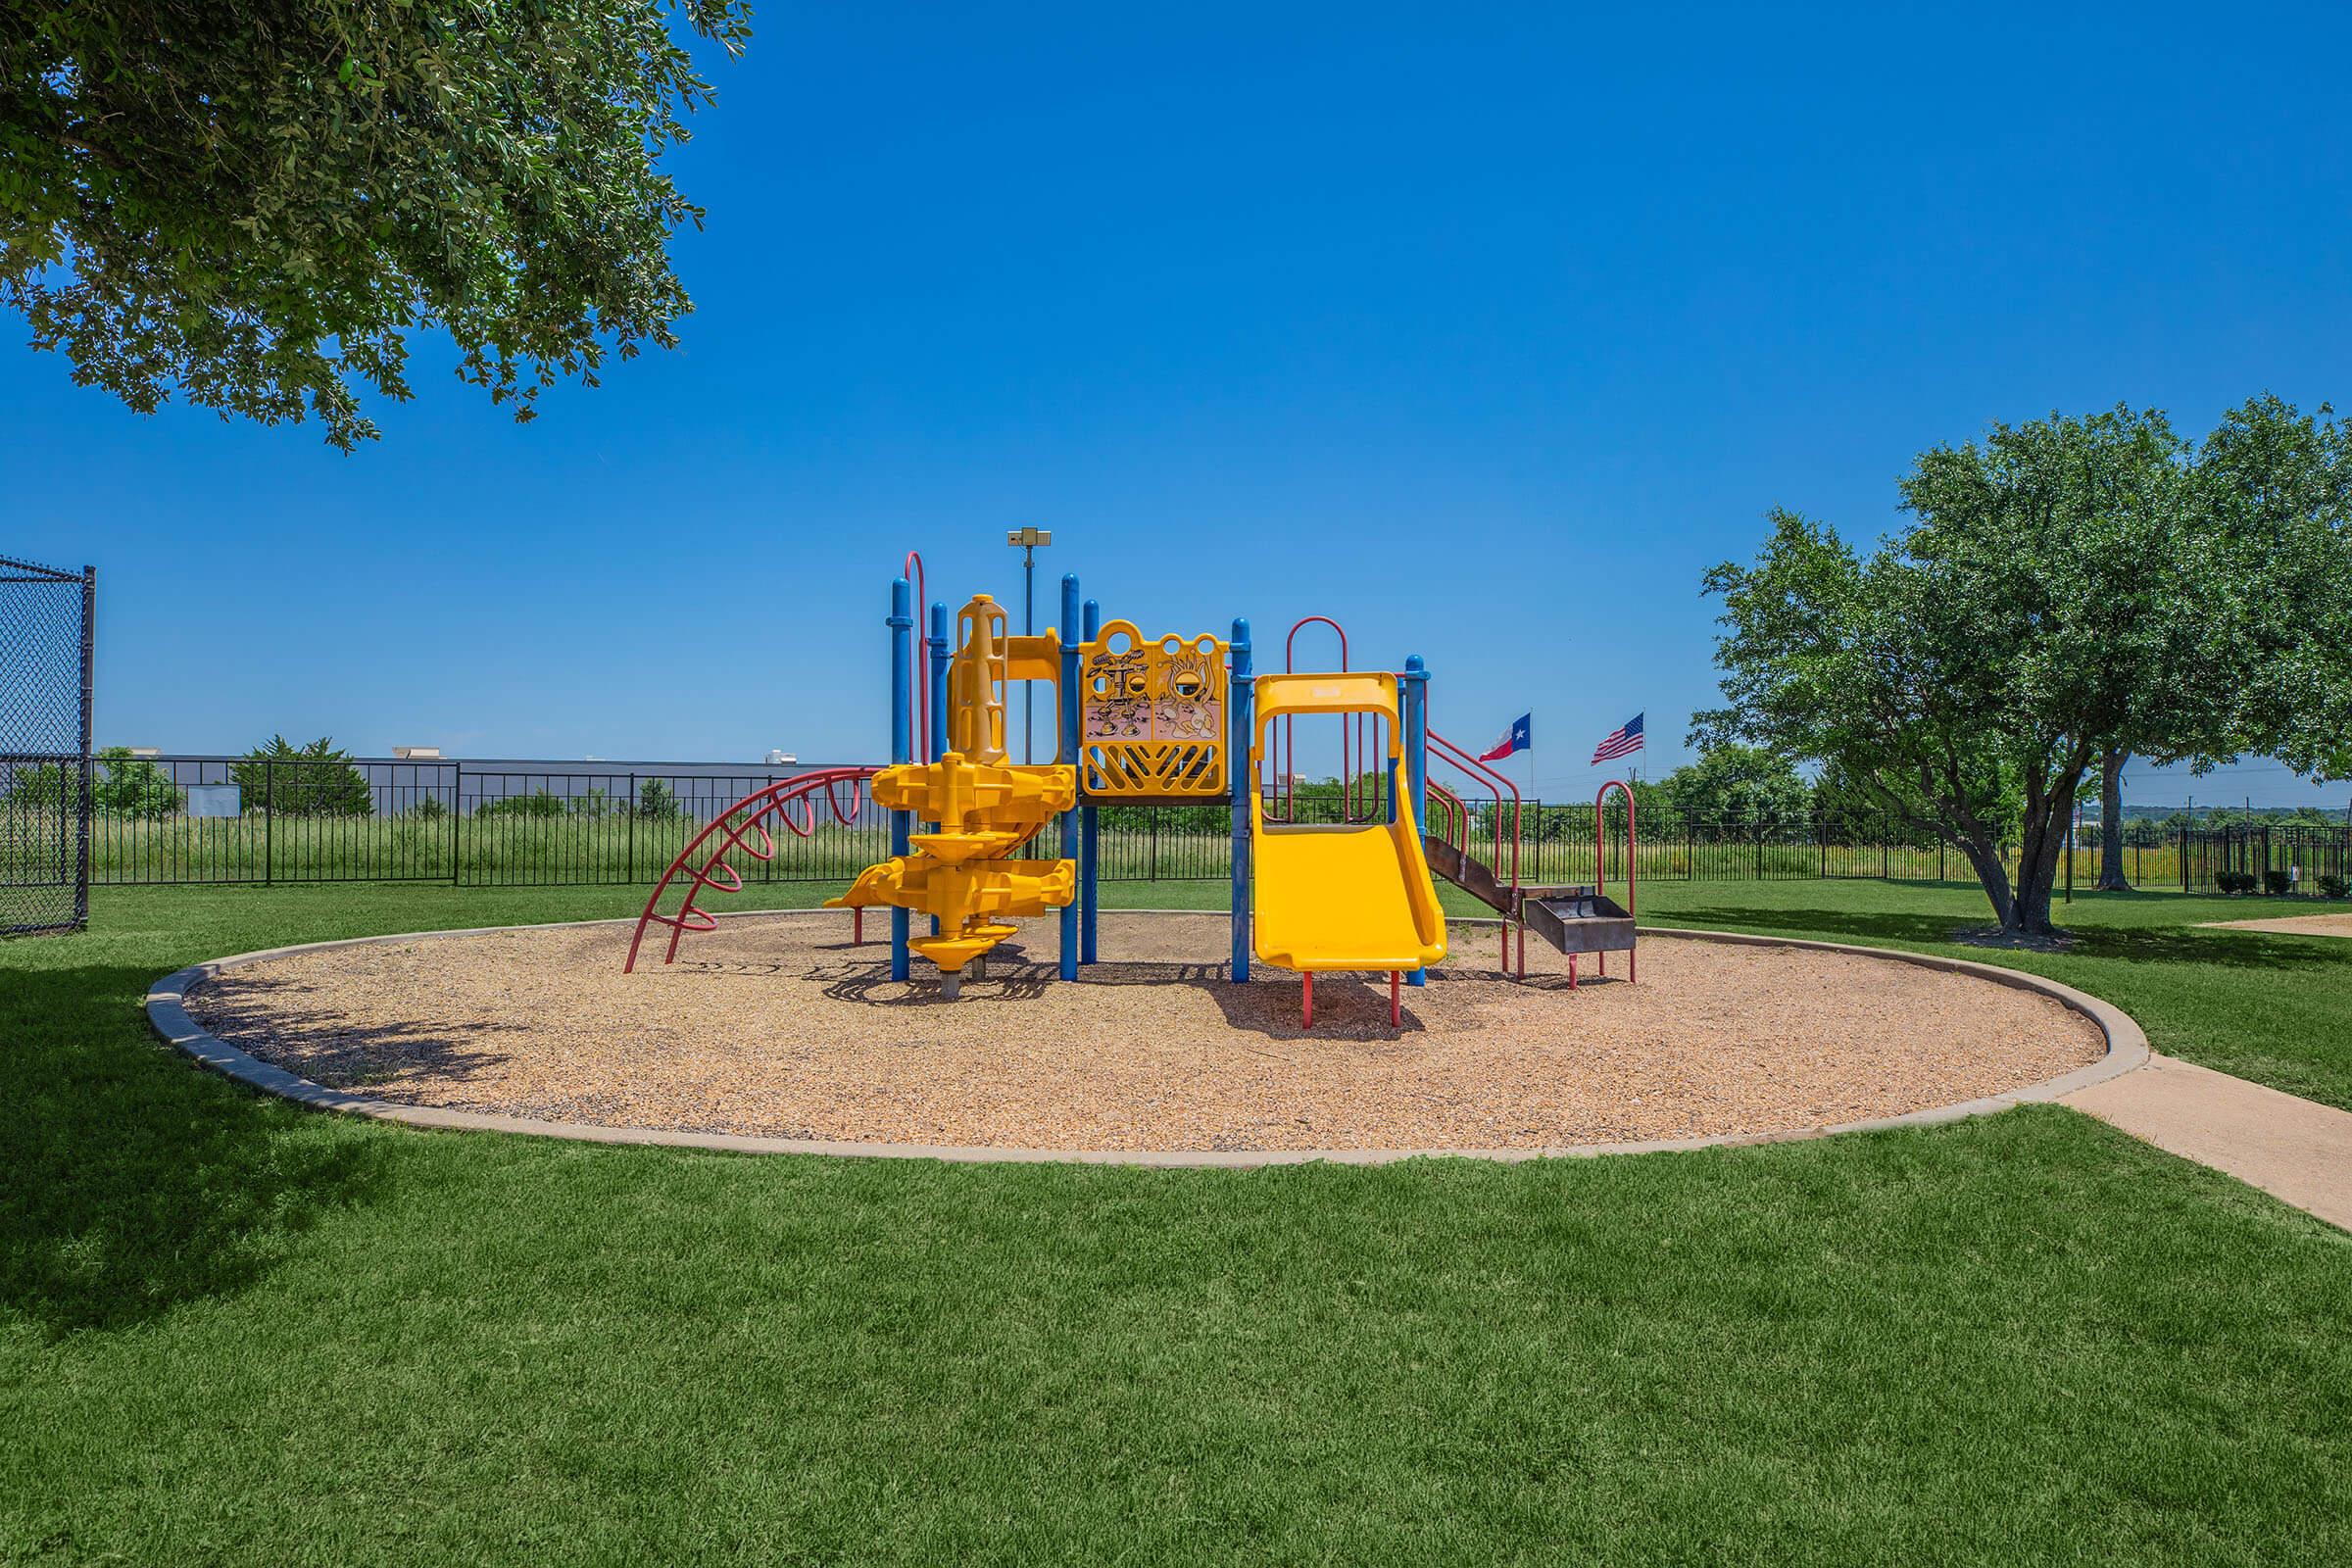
[3,881,2348,1566]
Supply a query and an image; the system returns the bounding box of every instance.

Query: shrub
[2214,870,2257,894]
[92,748,182,818]
[0,751,178,817]
[1,760,76,809]
[476,790,566,819]
[232,736,373,816]
[2262,868,2293,896]
[2319,874,2349,900]
[634,779,682,820]
[406,796,449,821]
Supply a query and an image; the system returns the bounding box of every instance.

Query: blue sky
[7,2,2348,807]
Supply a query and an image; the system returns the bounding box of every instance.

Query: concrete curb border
[146,909,2151,1168]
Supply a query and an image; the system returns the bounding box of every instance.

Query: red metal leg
[1517,922,1526,979]
[1302,971,1313,1029]
[1630,950,1637,986]
[1390,970,1400,1026]
[1599,951,1605,978]
[1569,953,1579,990]
[854,907,864,946]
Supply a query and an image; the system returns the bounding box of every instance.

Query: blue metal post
[928,603,951,761]
[1057,573,1082,980]
[1403,653,1428,987]
[1080,597,1102,965]
[1229,617,1252,983]
[927,601,950,938]
[888,577,913,981]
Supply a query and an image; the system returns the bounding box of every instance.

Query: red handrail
[1595,779,1636,919]
[1425,745,1526,977]
[1426,729,1521,896]
[624,765,880,972]
[1595,778,1638,984]
[1275,615,1352,821]
[1426,780,1469,852]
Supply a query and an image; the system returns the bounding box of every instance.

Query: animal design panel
[1078,621,1228,800]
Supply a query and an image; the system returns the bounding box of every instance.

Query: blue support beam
[927,601,950,938]
[1057,574,1082,980]
[1403,652,1429,987]
[927,602,951,762]
[1080,597,1102,965]
[887,577,913,981]
[1229,617,1252,984]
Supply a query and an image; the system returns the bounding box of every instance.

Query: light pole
[1006,527,1052,761]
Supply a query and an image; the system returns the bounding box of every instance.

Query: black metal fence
[2176,823,2352,895]
[17,751,2349,899]
[0,555,94,935]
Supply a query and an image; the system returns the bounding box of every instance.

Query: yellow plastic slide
[1250,673,1447,973]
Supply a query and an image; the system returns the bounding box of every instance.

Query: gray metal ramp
[1423,834,1638,962]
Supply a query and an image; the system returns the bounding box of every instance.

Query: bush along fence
[4,754,2347,897]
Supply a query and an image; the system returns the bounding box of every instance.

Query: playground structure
[626,551,1640,1023]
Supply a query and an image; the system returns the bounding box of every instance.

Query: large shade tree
[1697,400,2350,937]
[1,0,750,448]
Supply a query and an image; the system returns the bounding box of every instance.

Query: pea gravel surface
[185,912,2106,1152]
[2200,911,2352,939]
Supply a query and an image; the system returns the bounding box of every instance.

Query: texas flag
[1477,712,1532,763]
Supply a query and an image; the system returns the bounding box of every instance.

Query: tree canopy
[1698,399,2351,936]
[1,0,750,448]
[1655,744,1812,829]
[232,735,372,815]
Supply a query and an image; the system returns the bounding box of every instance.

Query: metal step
[1423,834,1637,959]
[1422,834,1512,912]
[1521,896,1637,956]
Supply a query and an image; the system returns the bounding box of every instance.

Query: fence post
[451,762,462,885]
[627,772,637,884]
[1150,810,1159,882]
[74,565,95,926]
[264,759,273,885]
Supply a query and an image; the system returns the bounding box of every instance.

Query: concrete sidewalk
[2065,1055,2352,1231]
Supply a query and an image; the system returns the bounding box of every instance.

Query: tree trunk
[2008,776,2082,937]
[2093,747,2131,891]
[1955,832,2016,930]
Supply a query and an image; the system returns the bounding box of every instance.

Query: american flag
[1591,712,1643,764]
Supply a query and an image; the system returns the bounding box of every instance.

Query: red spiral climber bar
[623,765,882,973]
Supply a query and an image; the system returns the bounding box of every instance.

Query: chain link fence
[0,555,95,935]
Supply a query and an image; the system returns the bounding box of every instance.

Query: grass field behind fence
[9,808,2209,892]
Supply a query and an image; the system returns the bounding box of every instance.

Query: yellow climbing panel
[1077,620,1228,801]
